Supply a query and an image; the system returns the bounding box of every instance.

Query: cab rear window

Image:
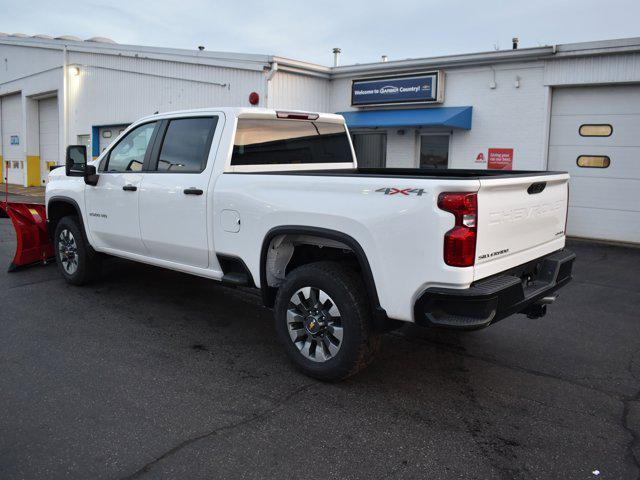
[231,119,353,166]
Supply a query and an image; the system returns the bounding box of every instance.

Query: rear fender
[259,226,395,331]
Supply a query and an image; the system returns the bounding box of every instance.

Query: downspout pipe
[265,61,278,108]
[62,45,68,164]
[266,60,278,82]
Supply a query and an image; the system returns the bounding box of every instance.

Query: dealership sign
[351,72,443,107]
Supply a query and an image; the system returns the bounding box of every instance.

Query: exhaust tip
[539,295,557,305]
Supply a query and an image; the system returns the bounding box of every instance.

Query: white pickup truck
[46,108,575,380]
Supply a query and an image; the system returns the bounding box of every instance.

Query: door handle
[183,188,203,195]
[122,185,137,191]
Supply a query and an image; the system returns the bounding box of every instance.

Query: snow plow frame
[0,200,55,272]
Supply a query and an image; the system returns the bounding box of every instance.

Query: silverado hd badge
[478,248,510,260]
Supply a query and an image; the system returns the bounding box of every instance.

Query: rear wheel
[54,216,101,285]
[274,261,380,381]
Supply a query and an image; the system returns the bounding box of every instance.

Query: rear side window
[157,117,217,172]
[231,119,353,166]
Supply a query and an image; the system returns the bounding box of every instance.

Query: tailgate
[474,173,569,281]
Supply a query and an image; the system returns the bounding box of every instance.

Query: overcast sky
[1,0,638,65]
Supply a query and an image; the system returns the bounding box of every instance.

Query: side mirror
[84,165,99,186]
[65,145,87,177]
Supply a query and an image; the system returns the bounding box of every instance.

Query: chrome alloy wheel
[286,287,343,363]
[58,229,79,275]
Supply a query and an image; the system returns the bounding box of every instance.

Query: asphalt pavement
[0,218,638,479]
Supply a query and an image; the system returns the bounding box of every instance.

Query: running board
[221,272,251,287]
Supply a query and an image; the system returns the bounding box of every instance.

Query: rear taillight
[438,192,478,267]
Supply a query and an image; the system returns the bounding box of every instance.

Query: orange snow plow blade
[0,201,55,272]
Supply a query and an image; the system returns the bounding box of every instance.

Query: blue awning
[338,106,473,130]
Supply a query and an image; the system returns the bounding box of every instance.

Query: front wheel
[54,216,101,286]
[274,261,380,381]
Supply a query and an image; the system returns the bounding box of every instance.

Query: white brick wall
[445,63,548,170]
[328,62,550,170]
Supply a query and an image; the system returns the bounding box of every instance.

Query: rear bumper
[414,249,576,329]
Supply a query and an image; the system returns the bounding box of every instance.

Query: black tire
[274,261,380,381]
[54,215,101,286]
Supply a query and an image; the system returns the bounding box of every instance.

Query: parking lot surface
[0,218,638,479]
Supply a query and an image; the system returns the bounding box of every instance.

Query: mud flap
[0,202,55,272]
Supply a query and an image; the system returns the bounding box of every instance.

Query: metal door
[548,85,640,243]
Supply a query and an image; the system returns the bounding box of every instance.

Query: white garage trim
[38,96,59,185]
[1,93,25,186]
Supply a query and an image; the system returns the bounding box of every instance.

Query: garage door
[548,85,640,244]
[1,93,24,186]
[39,97,59,185]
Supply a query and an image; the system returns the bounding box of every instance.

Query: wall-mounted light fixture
[68,65,80,76]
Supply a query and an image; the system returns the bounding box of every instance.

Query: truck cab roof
[136,107,346,124]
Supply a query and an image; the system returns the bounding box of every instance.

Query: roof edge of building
[330,46,555,77]
[0,35,273,72]
[329,37,640,78]
[3,34,640,79]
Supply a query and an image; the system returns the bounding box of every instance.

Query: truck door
[84,122,158,255]
[138,115,220,269]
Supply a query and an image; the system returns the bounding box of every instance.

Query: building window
[579,124,612,137]
[577,155,610,168]
[351,132,387,168]
[419,134,449,169]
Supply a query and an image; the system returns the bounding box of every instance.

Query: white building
[1,34,639,243]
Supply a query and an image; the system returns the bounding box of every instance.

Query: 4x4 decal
[375,187,425,196]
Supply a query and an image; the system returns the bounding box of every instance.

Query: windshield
[231,119,353,166]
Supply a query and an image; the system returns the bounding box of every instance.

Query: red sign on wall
[487,148,513,170]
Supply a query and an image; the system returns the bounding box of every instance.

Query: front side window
[157,117,217,172]
[231,119,353,166]
[104,122,156,172]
